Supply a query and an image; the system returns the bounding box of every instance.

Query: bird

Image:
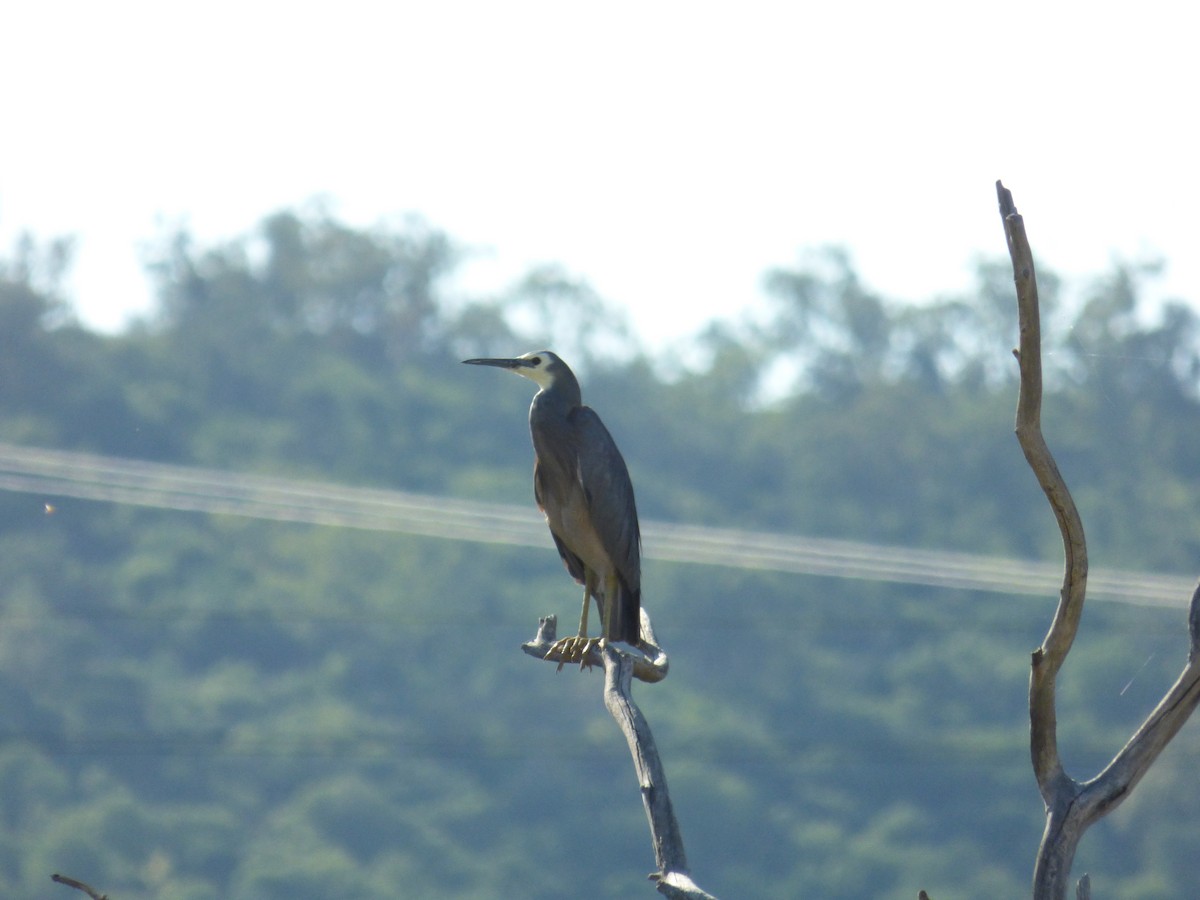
[463,350,641,664]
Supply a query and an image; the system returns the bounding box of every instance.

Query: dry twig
[51,874,109,900]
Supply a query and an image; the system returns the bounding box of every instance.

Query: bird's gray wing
[534,457,588,585]
[570,406,641,593]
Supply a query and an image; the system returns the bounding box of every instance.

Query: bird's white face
[461,349,564,392]
[514,351,558,389]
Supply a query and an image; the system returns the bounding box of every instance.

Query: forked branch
[998,180,1200,899]
[522,609,670,683]
[524,609,714,897]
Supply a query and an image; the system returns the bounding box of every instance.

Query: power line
[0,441,1193,608]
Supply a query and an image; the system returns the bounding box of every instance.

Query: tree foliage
[2,215,1199,897]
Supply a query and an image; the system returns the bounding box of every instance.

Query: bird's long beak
[462,357,535,370]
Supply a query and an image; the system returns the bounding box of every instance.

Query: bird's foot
[544,635,602,671]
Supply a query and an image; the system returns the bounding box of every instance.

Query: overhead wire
[0,441,1193,608]
[4,440,1195,761]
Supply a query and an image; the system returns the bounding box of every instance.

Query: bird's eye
[530,356,542,365]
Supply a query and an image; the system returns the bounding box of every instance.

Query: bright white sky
[2,1,1196,348]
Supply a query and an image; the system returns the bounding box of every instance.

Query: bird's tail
[602,582,641,646]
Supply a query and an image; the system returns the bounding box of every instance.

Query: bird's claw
[544,635,602,671]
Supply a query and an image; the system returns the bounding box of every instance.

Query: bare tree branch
[51,874,109,900]
[998,181,1088,806]
[998,180,1200,899]
[601,644,717,899]
[522,609,670,683]
[524,608,713,896]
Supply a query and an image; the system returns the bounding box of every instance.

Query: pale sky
[2,1,1196,347]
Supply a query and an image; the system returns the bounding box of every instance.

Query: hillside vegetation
[2,213,1199,897]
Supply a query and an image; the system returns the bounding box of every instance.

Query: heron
[463,350,641,664]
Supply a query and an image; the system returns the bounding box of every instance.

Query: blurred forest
[2,209,1200,898]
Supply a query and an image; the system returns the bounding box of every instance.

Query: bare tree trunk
[997,181,1200,899]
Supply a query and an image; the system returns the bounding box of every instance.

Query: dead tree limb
[524,609,714,897]
[522,609,670,683]
[602,644,716,899]
[998,180,1200,899]
[51,874,109,900]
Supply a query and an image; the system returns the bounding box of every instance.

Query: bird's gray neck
[529,384,574,424]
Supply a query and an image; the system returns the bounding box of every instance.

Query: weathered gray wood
[1001,182,1088,806]
[998,181,1200,899]
[522,609,670,683]
[601,643,717,899]
[524,607,713,896]
[51,874,108,900]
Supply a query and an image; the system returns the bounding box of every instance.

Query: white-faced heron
[463,350,642,662]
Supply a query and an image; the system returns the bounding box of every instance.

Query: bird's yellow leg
[577,576,591,640]
[600,571,617,641]
[545,571,602,670]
